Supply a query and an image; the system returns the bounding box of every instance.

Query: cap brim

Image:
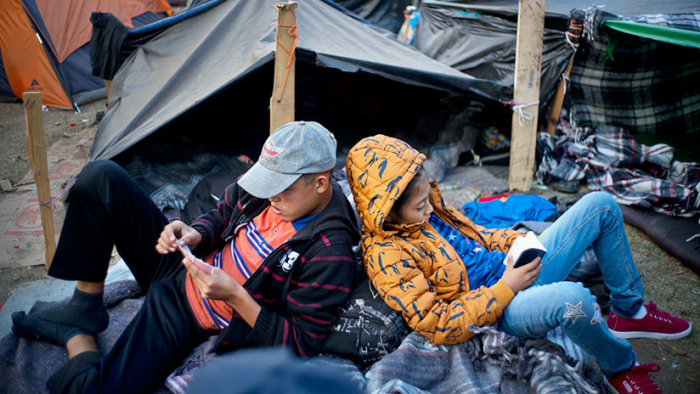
[237,162,301,199]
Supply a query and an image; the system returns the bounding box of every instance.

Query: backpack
[321,274,411,369]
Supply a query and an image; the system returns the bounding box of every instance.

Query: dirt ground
[0,99,699,392]
[0,98,107,301]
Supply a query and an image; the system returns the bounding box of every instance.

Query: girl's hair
[391,168,428,214]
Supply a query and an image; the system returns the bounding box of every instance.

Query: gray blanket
[0,280,149,394]
[0,280,609,394]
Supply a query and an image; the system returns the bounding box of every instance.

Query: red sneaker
[608,301,692,340]
[607,364,662,394]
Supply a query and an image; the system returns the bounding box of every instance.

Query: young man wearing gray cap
[11,121,361,394]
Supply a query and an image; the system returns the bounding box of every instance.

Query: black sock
[29,288,109,333]
[12,312,93,347]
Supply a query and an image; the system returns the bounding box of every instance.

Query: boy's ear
[315,172,331,194]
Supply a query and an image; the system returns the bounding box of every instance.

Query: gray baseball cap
[237,121,337,198]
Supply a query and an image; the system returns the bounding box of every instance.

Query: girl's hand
[501,254,542,294]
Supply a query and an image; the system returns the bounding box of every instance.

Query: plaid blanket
[365,327,608,394]
[537,126,700,216]
[570,9,700,135]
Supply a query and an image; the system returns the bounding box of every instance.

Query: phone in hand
[175,238,214,275]
[508,231,547,268]
[512,248,546,268]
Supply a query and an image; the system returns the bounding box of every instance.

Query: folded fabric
[537,126,700,216]
[463,194,558,229]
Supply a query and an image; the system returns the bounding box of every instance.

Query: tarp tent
[414,1,572,112]
[568,7,700,135]
[326,0,411,33]
[89,0,512,164]
[433,0,700,17]
[0,0,171,109]
[412,1,700,135]
[91,0,224,81]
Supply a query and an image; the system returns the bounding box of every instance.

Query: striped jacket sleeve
[247,232,356,358]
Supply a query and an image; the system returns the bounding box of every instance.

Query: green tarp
[605,20,700,49]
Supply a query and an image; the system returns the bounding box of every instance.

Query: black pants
[46,161,210,394]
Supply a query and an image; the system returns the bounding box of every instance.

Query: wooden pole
[545,13,582,135]
[545,57,575,135]
[23,92,56,269]
[104,79,114,110]
[270,1,298,134]
[508,0,546,191]
[104,79,112,101]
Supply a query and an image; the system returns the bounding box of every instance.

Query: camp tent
[89,0,512,164]
[0,0,171,109]
[414,1,572,112]
[567,7,700,136]
[90,0,224,82]
[327,0,411,33]
[411,1,700,135]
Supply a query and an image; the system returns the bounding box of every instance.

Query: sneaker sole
[604,379,621,394]
[609,323,692,340]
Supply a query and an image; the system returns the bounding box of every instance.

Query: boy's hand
[184,258,236,301]
[501,254,541,294]
[185,259,261,327]
[156,220,202,254]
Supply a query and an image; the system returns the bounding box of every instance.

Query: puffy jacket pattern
[346,135,523,344]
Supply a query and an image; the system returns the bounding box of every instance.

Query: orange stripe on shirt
[186,206,296,330]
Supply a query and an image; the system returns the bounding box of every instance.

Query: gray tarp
[415,2,572,108]
[413,0,700,123]
[90,0,510,162]
[434,0,700,17]
[330,0,410,33]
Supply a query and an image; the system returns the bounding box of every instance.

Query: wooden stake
[104,79,112,100]
[270,1,298,134]
[545,56,575,135]
[23,92,56,269]
[508,0,546,191]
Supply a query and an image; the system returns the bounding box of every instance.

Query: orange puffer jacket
[346,135,523,345]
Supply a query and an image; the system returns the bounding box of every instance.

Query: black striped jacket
[191,181,360,357]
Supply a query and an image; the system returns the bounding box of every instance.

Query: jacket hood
[346,135,426,233]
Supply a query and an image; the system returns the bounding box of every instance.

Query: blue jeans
[498,192,643,376]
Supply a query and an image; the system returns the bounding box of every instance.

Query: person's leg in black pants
[12,160,210,392]
[49,159,184,290]
[22,160,187,333]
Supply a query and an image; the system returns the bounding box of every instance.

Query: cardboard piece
[0,160,83,269]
